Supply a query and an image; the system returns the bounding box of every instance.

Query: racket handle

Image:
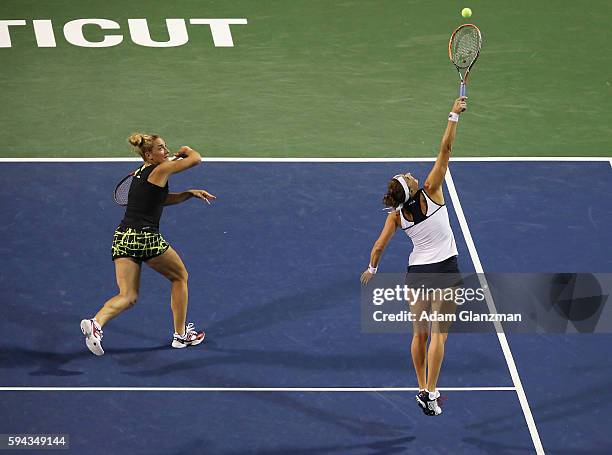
[459,81,466,97]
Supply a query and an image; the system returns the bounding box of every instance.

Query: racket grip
[459,82,466,97]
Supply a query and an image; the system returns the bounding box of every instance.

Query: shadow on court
[463,437,611,455]
[119,341,505,381]
[0,345,168,377]
[149,434,415,455]
[246,392,409,438]
[121,344,410,378]
[466,380,612,433]
[0,347,86,377]
[173,372,410,437]
[217,436,417,455]
[206,279,358,340]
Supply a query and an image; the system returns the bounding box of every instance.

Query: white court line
[0,156,611,163]
[0,387,516,392]
[445,169,545,455]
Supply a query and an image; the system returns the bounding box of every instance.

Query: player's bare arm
[360,212,399,285]
[424,97,467,202]
[164,189,216,206]
[149,146,202,187]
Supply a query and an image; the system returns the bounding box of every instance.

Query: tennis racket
[113,157,180,206]
[449,24,482,97]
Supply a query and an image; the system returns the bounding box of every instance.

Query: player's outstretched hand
[451,97,467,114]
[360,269,374,285]
[188,189,216,204]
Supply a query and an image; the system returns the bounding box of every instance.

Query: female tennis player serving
[80,133,215,356]
[361,97,467,416]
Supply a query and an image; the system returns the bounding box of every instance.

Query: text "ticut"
[0,18,248,48]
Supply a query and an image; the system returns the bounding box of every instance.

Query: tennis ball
[461,7,472,18]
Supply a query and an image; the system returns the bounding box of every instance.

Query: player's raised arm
[148,146,201,187]
[423,97,467,198]
[171,146,202,169]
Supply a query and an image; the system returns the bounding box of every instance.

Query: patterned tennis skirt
[111,227,169,262]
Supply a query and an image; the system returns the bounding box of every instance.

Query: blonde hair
[128,133,160,159]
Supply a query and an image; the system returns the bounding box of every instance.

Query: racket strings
[451,28,480,68]
[114,177,132,206]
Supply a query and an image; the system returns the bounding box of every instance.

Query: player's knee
[163,263,188,283]
[167,270,188,283]
[413,332,428,344]
[430,332,448,344]
[121,292,138,308]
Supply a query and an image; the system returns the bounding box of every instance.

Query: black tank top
[401,189,428,225]
[120,164,169,231]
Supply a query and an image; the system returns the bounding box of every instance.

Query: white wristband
[368,265,377,274]
[448,112,459,123]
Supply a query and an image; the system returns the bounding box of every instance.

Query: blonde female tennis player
[80,134,215,356]
[361,97,467,416]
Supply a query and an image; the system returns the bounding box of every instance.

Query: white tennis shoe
[172,322,205,348]
[80,319,104,356]
[416,389,443,416]
[426,390,443,416]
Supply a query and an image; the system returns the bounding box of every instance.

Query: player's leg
[411,297,436,414]
[81,258,142,355]
[95,258,142,326]
[426,332,448,395]
[410,298,430,389]
[422,330,447,416]
[146,247,188,333]
[426,294,456,391]
[146,246,205,347]
[422,293,456,415]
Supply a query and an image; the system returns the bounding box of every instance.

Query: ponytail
[127,133,159,159]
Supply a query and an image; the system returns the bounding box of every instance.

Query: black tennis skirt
[111,226,169,262]
[405,255,463,290]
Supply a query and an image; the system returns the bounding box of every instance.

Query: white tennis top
[398,190,458,266]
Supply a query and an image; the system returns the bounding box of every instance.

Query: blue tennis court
[1,159,611,454]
